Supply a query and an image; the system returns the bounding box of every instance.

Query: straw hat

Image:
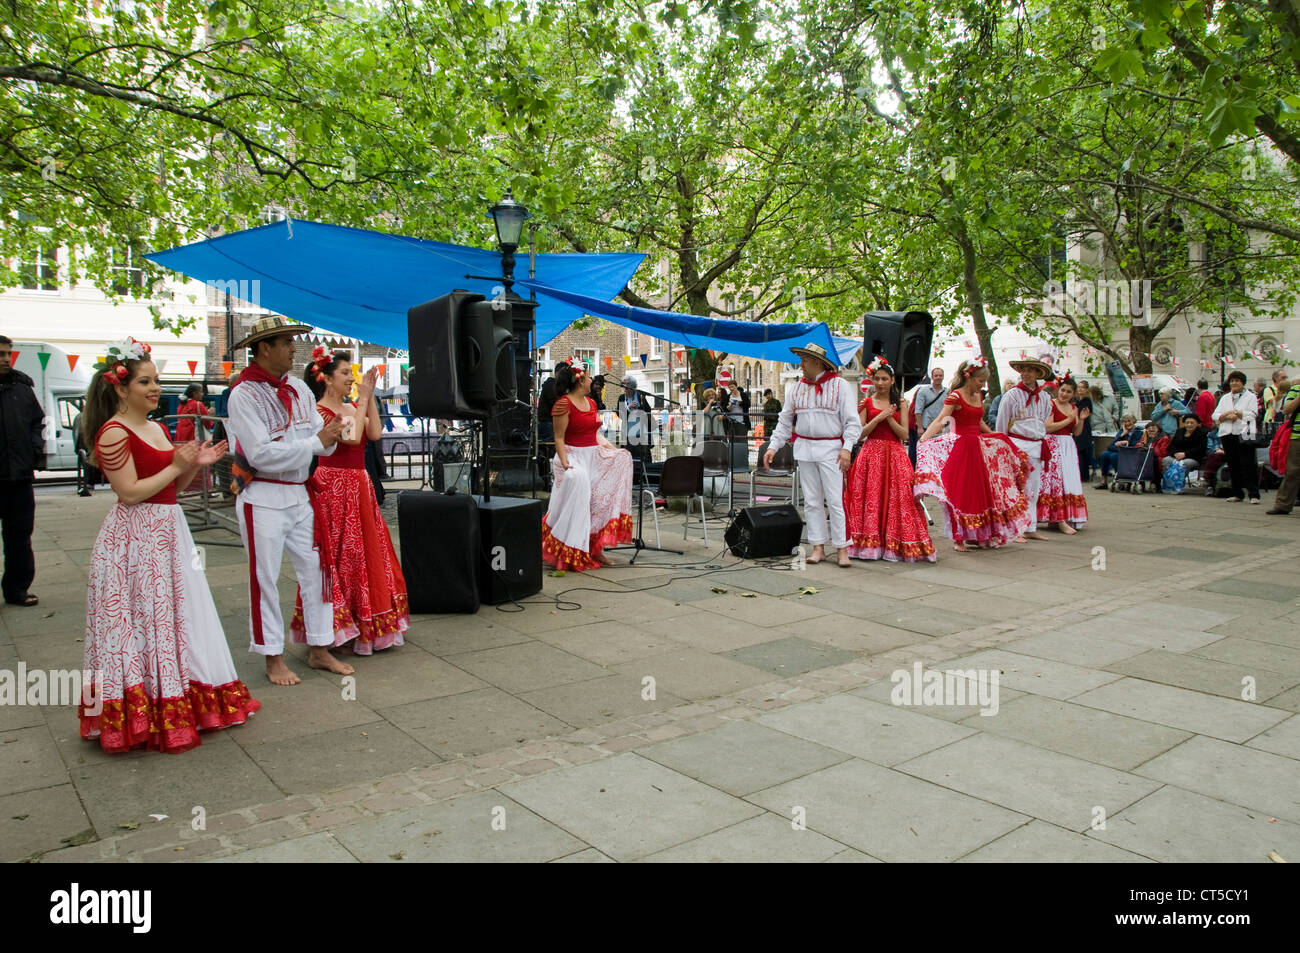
[1009,346,1054,379]
[789,341,837,370]
[234,315,314,350]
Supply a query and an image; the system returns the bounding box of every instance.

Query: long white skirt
[81,503,259,753]
[1038,435,1088,526]
[542,444,634,571]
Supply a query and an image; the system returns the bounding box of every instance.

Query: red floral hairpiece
[309,345,331,383]
[866,355,892,375]
[564,356,588,380]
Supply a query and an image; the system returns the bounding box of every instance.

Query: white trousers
[798,456,848,548]
[237,499,333,656]
[1011,438,1043,532]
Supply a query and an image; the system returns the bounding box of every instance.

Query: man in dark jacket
[0,336,46,606]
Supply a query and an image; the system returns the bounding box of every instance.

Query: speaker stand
[608,455,682,564]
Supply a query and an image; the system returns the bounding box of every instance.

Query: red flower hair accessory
[563,356,588,380]
[309,345,331,383]
[866,355,892,375]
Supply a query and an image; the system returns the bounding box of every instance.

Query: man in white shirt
[764,342,862,567]
[996,353,1054,541]
[226,317,346,686]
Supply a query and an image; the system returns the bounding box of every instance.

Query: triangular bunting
[604,356,612,370]
[623,355,632,368]
[187,360,199,376]
[9,350,18,365]
[222,361,233,378]
[640,353,648,367]
[38,352,51,370]
[154,358,167,375]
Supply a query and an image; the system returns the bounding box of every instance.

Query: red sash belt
[792,433,843,441]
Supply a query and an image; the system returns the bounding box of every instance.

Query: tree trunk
[1129,324,1154,375]
[951,215,1001,395]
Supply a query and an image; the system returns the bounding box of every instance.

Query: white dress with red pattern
[1038,403,1088,526]
[542,395,633,571]
[80,421,260,754]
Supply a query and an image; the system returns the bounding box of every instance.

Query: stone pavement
[5,483,1300,863]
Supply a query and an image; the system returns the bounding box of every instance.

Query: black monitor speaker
[725,504,805,559]
[862,311,935,393]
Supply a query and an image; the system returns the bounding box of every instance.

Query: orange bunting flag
[187,360,198,376]
[8,350,18,365]
[604,356,612,370]
[222,361,234,378]
[67,354,78,372]
[375,364,387,376]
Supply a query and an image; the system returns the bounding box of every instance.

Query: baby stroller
[1111,444,1159,494]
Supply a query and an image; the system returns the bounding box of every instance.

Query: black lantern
[487,189,531,286]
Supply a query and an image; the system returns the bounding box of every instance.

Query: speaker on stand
[862,311,935,393]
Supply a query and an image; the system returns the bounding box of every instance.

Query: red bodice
[95,420,177,505]
[555,395,599,447]
[944,392,985,436]
[860,400,902,442]
[318,406,366,469]
[1050,402,1070,424]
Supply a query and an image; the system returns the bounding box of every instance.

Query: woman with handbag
[1212,370,1261,503]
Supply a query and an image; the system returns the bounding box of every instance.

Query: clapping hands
[174,439,228,469]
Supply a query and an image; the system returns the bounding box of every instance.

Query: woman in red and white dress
[914,358,1032,551]
[844,357,936,562]
[290,349,408,654]
[79,338,259,753]
[1037,376,1088,533]
[542,359,634,571]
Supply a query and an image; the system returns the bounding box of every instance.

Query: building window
[650,336,662,360]
[574,347,598,374]
[111,245,146,294]
[19,245,58,291]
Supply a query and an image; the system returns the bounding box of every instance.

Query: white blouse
[1212,391,1257,439]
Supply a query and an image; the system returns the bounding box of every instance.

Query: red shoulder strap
[95,421,133,472]
[317,404,336,423]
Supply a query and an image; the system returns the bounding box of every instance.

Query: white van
[12,341,93,471]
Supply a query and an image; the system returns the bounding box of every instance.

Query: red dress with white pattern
[913,392,1033,547]
[844,401,936,562]
[290,406,409,654]
[542,395,634,571]
[80,421,260,753]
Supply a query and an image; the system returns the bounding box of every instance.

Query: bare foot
[953,541,969,552]
[806,545,826,564]
[1011,535,1027,544]
[837,549,851,567]
[1025,531,1049,541]
[266,655,301,686]
[1056,522,1078,535]
[596,553,616,567]
[308,646,355,676]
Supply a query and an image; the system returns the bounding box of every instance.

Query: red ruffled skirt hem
[80,680,261,754]
[542,514,634,572]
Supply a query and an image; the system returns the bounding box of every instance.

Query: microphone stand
[602,375,689,563]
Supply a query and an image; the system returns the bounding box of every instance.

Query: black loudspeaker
[407,290,512,420]
[862,311,935,393]
[725,504,805,559]
[473,495,543,605]
[398,491,481,613]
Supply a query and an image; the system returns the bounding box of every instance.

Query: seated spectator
[1160,414,1208,492]
[1096,413,1141,489]
[1150,388,1189,436]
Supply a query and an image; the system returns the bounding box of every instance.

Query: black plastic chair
[748,440,799,507]
[658,455,709,542]
[700,439,730,505]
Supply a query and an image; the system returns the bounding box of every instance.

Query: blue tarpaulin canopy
[145,219,645,349]
[146,219,861,366]
[520,279,862,366]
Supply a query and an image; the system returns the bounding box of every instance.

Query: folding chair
[748,440,799,507]
[659,455,708,543]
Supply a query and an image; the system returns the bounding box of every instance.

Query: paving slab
[1265,684,1300,714]
[70,732,281,836]
[957,819,1151,863]
[613,648,774,701]
[244,721,442,794]
[1134,735,1300,824]
[1245,714,1300,761]
[720,636,858,678]
[1071,677,1290,743]
[499,753,763,862]
[550,847,616,862]
[399,618,533,657]
[999,629,1149,669]
[0,783,93,862]
[851,678,1027,722]
[518,673,686,729]
[1190,637,1300,679]
[208,832,359,863]
[1092,784,1300,863]
[1201,577,1300,603]
[747,758,1028,863]
[755,694,975,766]
[1100,601,1239,632]
[0,724,75,797]
[701,592,838,628]
[936,650,1122,700]
[662,615,801,654]
[444,641,610,695]
[958,694,1191,771]
[897,733,1161,831]
[796,616,930,655]
[332,792,587,863]
[641,811,850,862]
[532,621,680,666]
[381,687,573,759]
[638,720,850,796]
[1104,648,1298,702]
